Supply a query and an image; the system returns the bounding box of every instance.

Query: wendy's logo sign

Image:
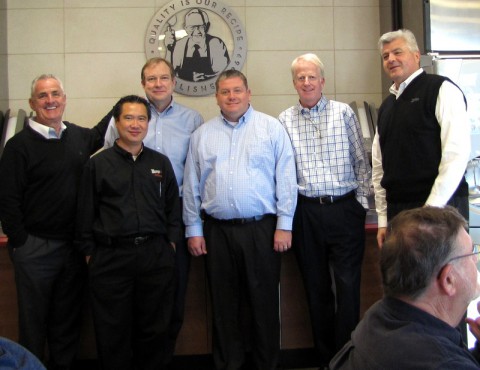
[145,0,247,96]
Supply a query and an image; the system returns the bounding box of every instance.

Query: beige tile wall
[6,0,382,127]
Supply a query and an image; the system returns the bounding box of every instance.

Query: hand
[466,301,480,341]
[273,229,292,253]
[187,236,207,256]
[86,255,91,264]
[164,26,176,49]
[170,242,176,252]
[377,227,387,249]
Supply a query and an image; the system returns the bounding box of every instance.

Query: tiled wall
[6,0,382,128]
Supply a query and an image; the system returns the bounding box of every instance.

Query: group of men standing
[0,27,477,370]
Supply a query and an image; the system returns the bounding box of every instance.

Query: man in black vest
[372,29,470,248]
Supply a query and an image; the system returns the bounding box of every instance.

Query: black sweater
[0,120,108,247]
[377,72,467,203]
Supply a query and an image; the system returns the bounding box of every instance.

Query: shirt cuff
[377,214,388,228]
[276,216,293,231]
[185,223,204,238]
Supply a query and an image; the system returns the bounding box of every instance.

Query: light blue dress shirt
[183,105,298,238]
[104,99,203,195]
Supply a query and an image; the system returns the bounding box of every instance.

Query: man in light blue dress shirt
[183,70,298,370]
[101,58,203,367]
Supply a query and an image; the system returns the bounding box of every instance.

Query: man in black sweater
[372,29,470,249]
[0,74,109,369]
[75,95,181,370]
[330,206,480,369]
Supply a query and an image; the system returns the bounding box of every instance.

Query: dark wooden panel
[0,231,383,357]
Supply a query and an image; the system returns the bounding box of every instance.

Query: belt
[96,234,155,246]
[202,212,274,225]
[300,190,355,205]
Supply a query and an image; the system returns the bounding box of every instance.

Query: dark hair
[215,69,248,92]
[381,206,467,299]
[112,95,151,122]
[141,57,175,81]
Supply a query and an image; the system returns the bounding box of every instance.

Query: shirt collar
[221,104,253,127]
[389,68,423,99]
[113,140,144,160]
[148,96,174,116]
[296,95,328,115]
[29,118,67,139]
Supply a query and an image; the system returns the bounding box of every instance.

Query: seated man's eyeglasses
[445,243,480,265]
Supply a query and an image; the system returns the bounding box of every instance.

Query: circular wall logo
[145,0,247,96]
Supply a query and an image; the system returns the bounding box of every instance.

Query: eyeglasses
[185,25,206,33]
[144,75,172,84]
[445,244,480,265]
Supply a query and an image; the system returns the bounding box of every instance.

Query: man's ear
[437,263,457,297]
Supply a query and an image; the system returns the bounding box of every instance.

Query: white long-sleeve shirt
[372,68,470,227]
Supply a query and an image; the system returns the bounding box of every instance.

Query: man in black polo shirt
[75,95,181,370]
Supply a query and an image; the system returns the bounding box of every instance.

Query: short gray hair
[378,29,419,54]
[30,74,65,98]
[291,53,325,79]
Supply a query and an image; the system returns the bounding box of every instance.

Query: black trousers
[89,235,175,370]
[8,235,85,367]
[162,232,190,365]
[204,215,280,370]
[293,195,366,365]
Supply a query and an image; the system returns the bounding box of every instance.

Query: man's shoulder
[64,121,93,136]
[63,121,80,130]
[412,72,449,88]
[171,100,202,117]
[279,105,297,116]
[197,115,221,129]
[250,108,280,123]
[328,98,350,109]
[143,145,170,162]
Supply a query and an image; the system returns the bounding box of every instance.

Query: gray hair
[378,29,419,54]
[291,53,325,79]
[30,74,65,98]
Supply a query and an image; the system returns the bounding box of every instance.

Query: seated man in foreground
[330,206,480,369]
